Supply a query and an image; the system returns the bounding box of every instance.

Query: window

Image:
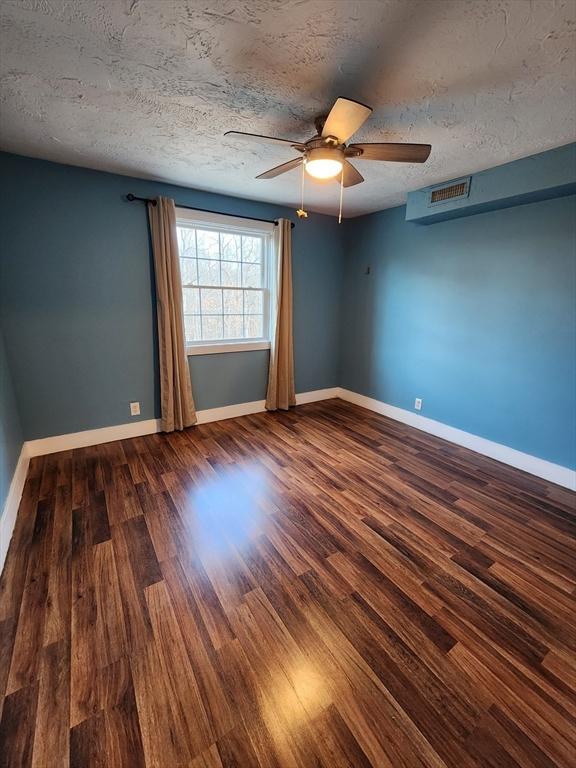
[176,209,275,355]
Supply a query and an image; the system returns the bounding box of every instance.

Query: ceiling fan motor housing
[305,146,344,162]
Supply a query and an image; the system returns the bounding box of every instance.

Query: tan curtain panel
[266,218,296,411]
[148,197,197,431]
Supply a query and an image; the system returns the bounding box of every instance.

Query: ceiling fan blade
[225,131,304,149]
[347,142,432,163]
[322,98,372,143]
[256,157,303,179]
[338,160,364,187]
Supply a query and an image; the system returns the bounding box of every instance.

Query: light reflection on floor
[181,464,330,739]
[186,464,268,560]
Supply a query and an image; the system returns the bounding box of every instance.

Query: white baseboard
[0,448,30,574]
[337,388,576,490]
[193,387,340,424]
[25,418,161,458]
[23,388,341,458]
[196,400,265,424]
[296,387,340,405]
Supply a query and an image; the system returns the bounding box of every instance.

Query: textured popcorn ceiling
[1,0,575,217]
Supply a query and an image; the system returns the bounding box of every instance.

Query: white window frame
[175,208,275,356]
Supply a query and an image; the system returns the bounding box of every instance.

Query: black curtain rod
[126,193,295,228]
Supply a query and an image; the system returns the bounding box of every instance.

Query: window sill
[186,341,271,356]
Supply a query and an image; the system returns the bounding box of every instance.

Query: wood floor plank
[0,399,574,766]
[31,640,70,768]
[70,711,106,768]
[135,483,182,562]
[144,580,215,758]
[104,463,143,525]
[93,540,128,667]
[191,744,224,768]
[0,683,39,768]
[312,704,373,768]
[43,484,72,646]
[110,517,159,655]
[6,572,49,696]
[130,627,195,766]
[70,532,99,727]
[216,721,261,767]
[161,557,237,740]
[0,477,41,623]
[99,657,145,768]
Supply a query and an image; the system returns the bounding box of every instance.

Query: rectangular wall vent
[428,177,471,206]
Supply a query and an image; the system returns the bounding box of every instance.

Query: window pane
[200,288,222,315]
[198,259,220,286]
[242,263,261,288]
[183,287,200,314]
[221,233,241,261]
[242,236,262,264]
[224,315,243,339]
[177,227,196,258]
[202,316,223,340]
[220,260,241,287]
[180,258,198,285]
[245,315,263,338]
[180,224,270,347]
[223,289,243,314]
[196,229,220,260]
[184,315,201,342]
[244,290,263,315]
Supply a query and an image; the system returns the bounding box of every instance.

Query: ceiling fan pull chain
[297,159,308,218]
[338,171,344,224]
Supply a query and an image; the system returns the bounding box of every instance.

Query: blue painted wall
[0,153,344,440]
[341,196,576,469]
[0,327,23,516]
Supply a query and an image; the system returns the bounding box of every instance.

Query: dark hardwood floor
[0,398,574,767]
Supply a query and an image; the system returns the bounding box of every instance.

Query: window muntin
[176,215,273,350]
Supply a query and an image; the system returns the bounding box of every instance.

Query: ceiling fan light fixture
[304,148,343,180]
[306,158,342,179]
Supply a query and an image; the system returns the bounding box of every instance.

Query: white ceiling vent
[428,177,471,207]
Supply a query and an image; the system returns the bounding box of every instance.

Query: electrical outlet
[414,398,422,411]
[130,401,141,416]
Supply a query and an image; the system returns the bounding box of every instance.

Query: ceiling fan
[224,97,432,188]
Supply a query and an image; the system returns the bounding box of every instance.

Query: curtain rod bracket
[126,193,294,227]
[126,193,156,206]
